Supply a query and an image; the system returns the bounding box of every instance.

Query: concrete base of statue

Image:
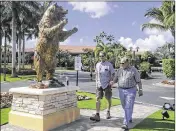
[9,86,80,131]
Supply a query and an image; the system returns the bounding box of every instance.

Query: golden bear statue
[30,3,78,89]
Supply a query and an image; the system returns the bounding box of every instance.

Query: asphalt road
[1,71,175,107]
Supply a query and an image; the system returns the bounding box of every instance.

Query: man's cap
[120,57,129,63]
[99,51,106,56]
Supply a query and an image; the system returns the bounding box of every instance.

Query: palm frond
[145,7,164,23]
[141,23,167,31]
[164,14,175,28]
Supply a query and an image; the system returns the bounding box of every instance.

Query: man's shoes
[121,124,128,130]
[106,111,111,119]
[129,119,132,123]
[90,113,100,122]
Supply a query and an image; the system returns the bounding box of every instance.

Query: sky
[11,1,175,52]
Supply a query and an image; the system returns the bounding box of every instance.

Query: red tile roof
[25,45,96,53]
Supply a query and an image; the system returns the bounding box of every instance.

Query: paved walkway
[1,103,160,131]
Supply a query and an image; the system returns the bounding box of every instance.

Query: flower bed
[161,80,175,85]
[77,95,92,101]
[0,92,13,109]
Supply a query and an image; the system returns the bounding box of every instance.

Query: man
[110,57,143,130]
[90,51,115,122]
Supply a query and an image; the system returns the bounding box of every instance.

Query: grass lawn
[0,108,11,125]
[0,92,120,125]
[1,74,36,82]
[132,110,175,131]
[77,91,121,110]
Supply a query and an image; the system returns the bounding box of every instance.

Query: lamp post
[3,28,8,81]
[129,45,139,66]
[89,52,93,81]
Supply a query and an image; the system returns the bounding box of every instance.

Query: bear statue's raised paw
[72,27,78,33]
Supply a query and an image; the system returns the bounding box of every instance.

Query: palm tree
[110,42,127,68]
[94,32,115,58]
[141,1,175,37]
[1,2,11,69]
[161,1,175,36]
[1,1,12,80]
[94,42,113,58]
[1,1,40,76]
[155,42,175,59]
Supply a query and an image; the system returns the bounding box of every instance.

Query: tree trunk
[18,33,21,72]
[3,31,7,81]
[0,1,2,71]
[11,2,17,77]
[132,51,135,66]
[22,31,25,69]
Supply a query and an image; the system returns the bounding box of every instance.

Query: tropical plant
[140,62,151,72]
[141,1,175,37]
[162,59,175,79]
[154,42,175,59]
[141,51,153,61]
[56,49,73,68]
[110,42,127,68]
[82,48,95,72]
[1,2,11,70]
[1,1,40,77]
[93,32,129,68]
[94,32,115,59]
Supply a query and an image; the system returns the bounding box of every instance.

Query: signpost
[75,56,82,86]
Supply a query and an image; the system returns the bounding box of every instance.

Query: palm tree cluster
[0,1,53,77]
[142,1,175,37]
[94,31,127,68]
[142,1,175,59]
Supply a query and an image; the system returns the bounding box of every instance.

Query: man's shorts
[96,85,112,100]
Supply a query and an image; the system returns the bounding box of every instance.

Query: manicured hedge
[162,59,175,78]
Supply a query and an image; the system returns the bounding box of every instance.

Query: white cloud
[121,18,174,51]
[79,36,89,44]
[142,19,163,35]
[144,29,173,44]
[79,38,83,43]
[142,18,173,44]
[134,35,167,51]
[68,2,112,18]
[132,21,136,26]
[118,32,174,52]
[118,37,133,48]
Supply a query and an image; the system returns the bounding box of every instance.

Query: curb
[78,90,162,108]
[0,122,8,126]
[153,83,175,88]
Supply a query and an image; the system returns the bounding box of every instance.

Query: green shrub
[162,59,175,78]
[140,62,150,72]
[17,69,36,75]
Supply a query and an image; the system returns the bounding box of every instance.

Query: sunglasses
[120,63,125,64]
[99,55,105,57]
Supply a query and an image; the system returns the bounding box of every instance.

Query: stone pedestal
[9,86,80,131]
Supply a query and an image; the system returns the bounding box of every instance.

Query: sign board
[74,56,82,70]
